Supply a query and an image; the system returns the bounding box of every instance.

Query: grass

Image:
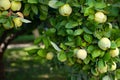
[3,48,66,80]
[11,35,35,43]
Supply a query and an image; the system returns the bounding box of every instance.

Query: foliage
[1,0,120,80]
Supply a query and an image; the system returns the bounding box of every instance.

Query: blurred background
[3,34,66,80]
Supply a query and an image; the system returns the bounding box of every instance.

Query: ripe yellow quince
[59,4,72,16]
[46,52,54,60]
[76,49,87,60]
[98,37,111,50]
[109,47,119,57]
[11,1,21,11]
[98,64,108,73]
[94,12,107,23]
[0,0,11,10]
[102,75,111,80]
[13,17,22,27]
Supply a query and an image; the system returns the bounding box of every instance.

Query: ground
[4,43,66,80]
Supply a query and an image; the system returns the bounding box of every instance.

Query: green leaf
[1,11,8,15]
[3,20,12,29]
[28,0,38,3]
[56,20,67,30]
[54,1,64,7]
[83,34,93,43]
[87,45,96,53]
[60,43,67,50]
[74,29,83,36]
[84,7,94,16]
[0,18,7,23]
[37,49,46,57]
[76,36,82,46]
[34,37,42,44]
[98,59,105,69]
[113,2,120,8]
[50,41,61,51]
[116,69,120,79]
[83,56,90,64]
[20,18,31,23]
[103,52,111,61]
[83,27,93,34]
[42,37,50,48]
[23,4,31,16]
[31,5,38,14]
[115,38,120,47]
[95,2,106,9]
[39,5,48,20]
[86,0,95,7]
[65,21,78,28]
[57,51,67,62]
[46,28,56,35]
[110,41,117,49]
[65,41,75,47]
[49,18,56,26]
[92,49,102,59]
[108,7,119,17]
[66,29,74,35]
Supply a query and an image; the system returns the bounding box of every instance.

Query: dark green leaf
[110,41,117,49]
[37,49,46,57]
[57,51,67,62]
[97,59,105,69]
[66,29,74,35]
[31,5,38,14]
[83,27,93,34]
[103,52,111,61]
[76,36,82,46]
[74,29,83,36]
[92,49,102,59]
[83,34,93,43]
[65,21,78,28]
[54,1,64,7]
[34,37,42,44]
[95,2,106,9]
[115,38,120,47]
[28,0,38,3]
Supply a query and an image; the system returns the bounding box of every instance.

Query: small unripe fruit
[3,22,14,29]
[59,4,72,16]
[0,0,11,10]
[91,68,99,76]
[98,64,107,73]
[109,62,117,71]
[76,49,87,60]
[94,12,107,23]
[109,47,119,57]
[98,38,111,50]
[102,75,111,80]
[46,52,54,60]
[13,17,22,27]
[48,0,58,9]
[11,1,21,11]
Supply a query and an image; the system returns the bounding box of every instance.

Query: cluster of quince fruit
[48,0,120,78]
[0,0,30,29]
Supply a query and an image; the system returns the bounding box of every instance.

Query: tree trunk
[0,19,40,80]
[0,51,5,80]
[0,30,25,80]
